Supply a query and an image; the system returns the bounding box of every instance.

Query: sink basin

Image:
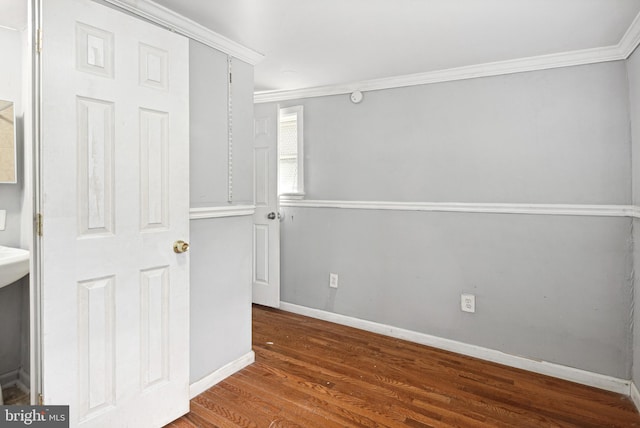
[0,245,29,288]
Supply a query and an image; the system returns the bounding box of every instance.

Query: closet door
[40,0,190,426]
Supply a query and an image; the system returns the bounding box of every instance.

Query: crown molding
[0,24,21,32]
[101,0,264,65]
[255,11,640,103]
[619,10,640,58]
[254,46,622,103]
[280,199,634,218]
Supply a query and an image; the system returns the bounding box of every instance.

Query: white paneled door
[252,110,280,307]
[40,0,189,426]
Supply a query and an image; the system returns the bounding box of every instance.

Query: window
[278,106,304,197]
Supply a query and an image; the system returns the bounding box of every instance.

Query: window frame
[278,105,305,199]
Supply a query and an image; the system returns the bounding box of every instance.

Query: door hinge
[38,393,44,405]
[229,72,232,84]
[36,213,43,237]
[36,28,43,54]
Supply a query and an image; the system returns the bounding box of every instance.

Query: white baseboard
[631,382,640,411]
[0,369,20,388]
[189,351,255,399]
[279,302,631,395]
[0,368,31,390]
[17,368,30,394]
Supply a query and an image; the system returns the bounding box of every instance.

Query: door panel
[139,108,169,230]
[253,224,269,285]
[77,276,115,419]
[76,96,115,237]
[41,1,190,426]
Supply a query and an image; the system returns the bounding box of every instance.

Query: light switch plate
[0,210,5,230]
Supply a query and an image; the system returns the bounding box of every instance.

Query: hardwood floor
[169,305,640,427]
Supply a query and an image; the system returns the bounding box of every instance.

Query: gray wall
[189,40,254,383]
[274,61,635,378]
[189,41,229,207]
[0,26,28,380]
[189,217,252,382]
[628,46,640,387]
[231,57,255,205]
[282,63,631,204]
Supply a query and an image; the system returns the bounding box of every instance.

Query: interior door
[40,0,189,426]
[252,105,280,307]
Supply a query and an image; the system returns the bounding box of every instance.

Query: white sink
[0,245,30,289]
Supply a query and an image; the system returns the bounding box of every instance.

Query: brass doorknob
[173,240,189,253]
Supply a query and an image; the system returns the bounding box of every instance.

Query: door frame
[32,0,43,405]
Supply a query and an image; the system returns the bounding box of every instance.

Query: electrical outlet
[329,273,339,289]
[461,294,475,313]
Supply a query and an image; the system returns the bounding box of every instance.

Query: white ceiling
[4,1,640,92]
[152,0,640,93]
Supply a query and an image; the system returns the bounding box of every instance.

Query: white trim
[280,199,633,218]
[101,0,263,65]
[255,46,621,103]
[189,205,256,220]
[17,368,30,395]
[279,302,630,395]
[189,351,255,399]
[0,369,20,388]
[0,368,30,405]
[631,382,640,411]
[255,11,640,103]
[620,11,640,58]
[0,24,20,32]
[279,193,305,201]
[278,105,305,196]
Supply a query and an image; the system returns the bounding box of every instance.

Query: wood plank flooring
[169,305,640,427]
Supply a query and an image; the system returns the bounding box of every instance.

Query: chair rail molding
[280,199,635,218]
[190,205,256,220]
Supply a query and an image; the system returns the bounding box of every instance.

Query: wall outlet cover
[329,273,338,289]
[461,294,475,313]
